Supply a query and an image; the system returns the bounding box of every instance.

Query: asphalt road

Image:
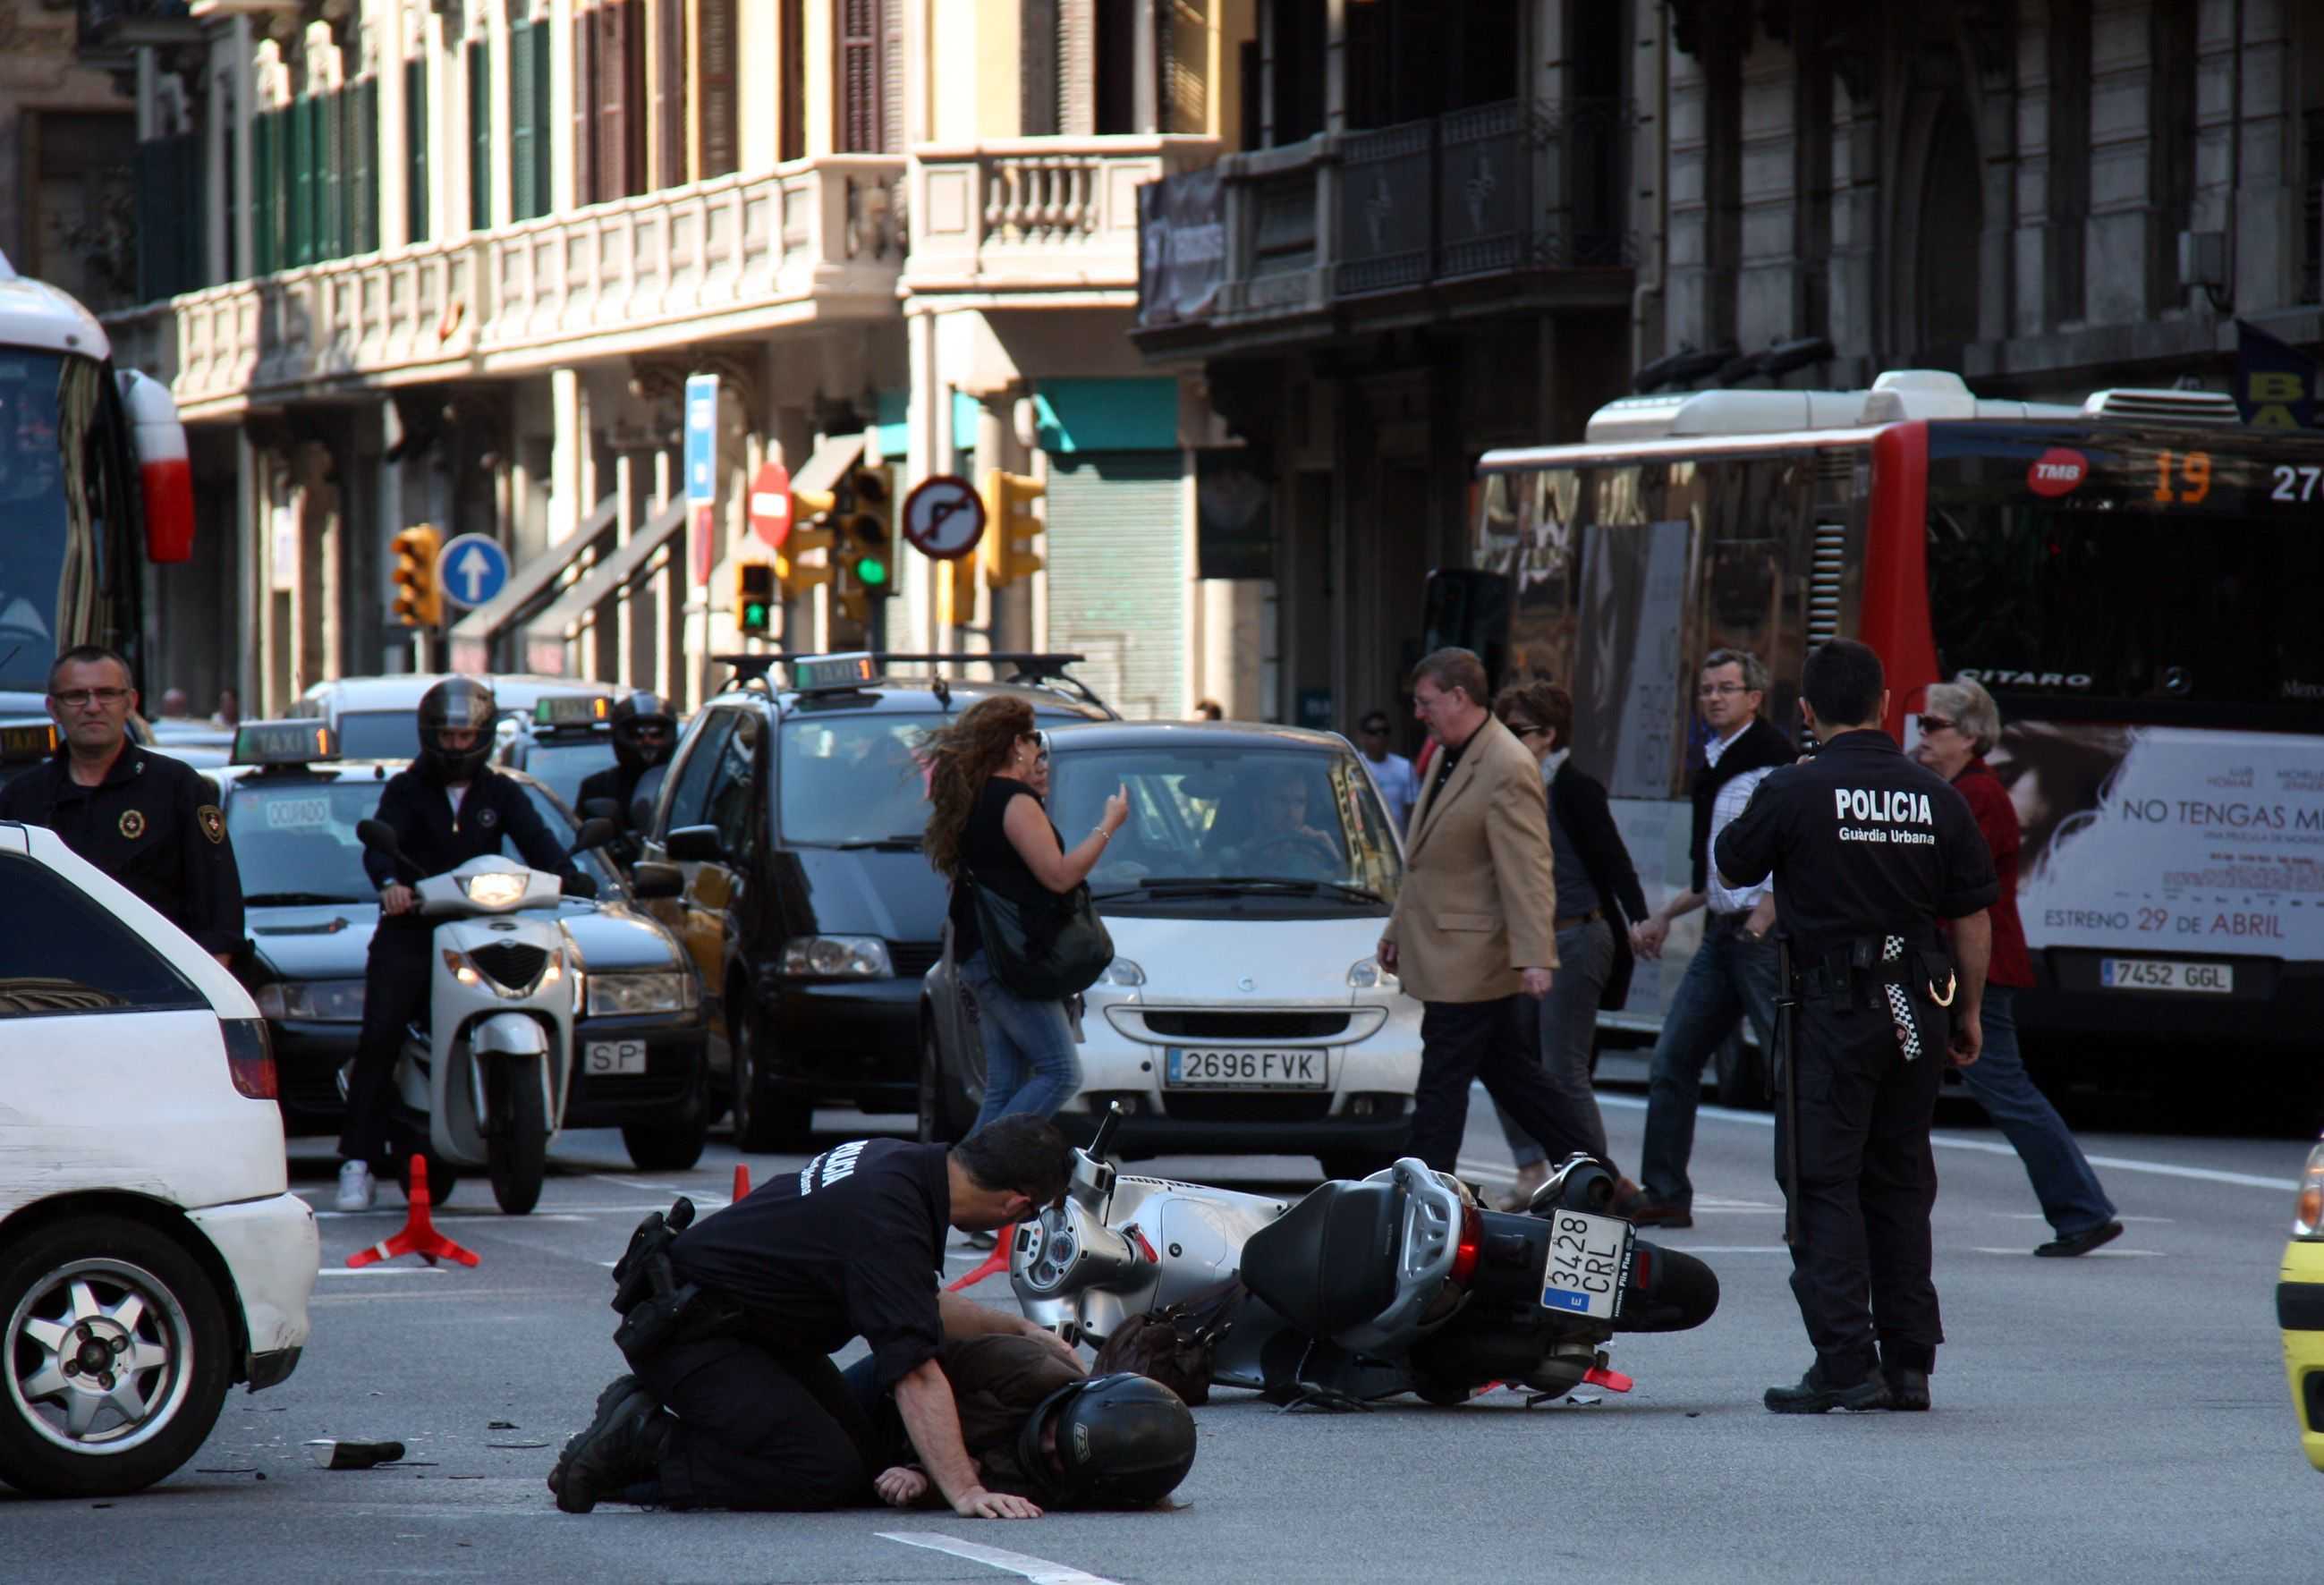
[12,1083,2314,1585]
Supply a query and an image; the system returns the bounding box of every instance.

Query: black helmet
[608,689,676,773]
[1015,1373,1195,1508]
[417,676,496,784]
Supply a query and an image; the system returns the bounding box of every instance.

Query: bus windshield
[0,350,128,694]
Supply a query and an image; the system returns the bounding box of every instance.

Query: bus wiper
[835,835,924,851]
[243,892,369,906]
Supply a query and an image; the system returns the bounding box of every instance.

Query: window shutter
[597,0,639,201]
[1163,0,1209,135]
[654,0,686,187]
[880,0,902,153]
[291,96,317,267]
[250,110,276,275]
[468,38,492,230]
[405,57,430,244]
[509,18,538,219]
[348,81,379,256]
[698,0,736,176]
[838,0,878,152]
[321,89,347,259]
[531,19,553,211]
[779,0,803,160]
[572,0,598,203]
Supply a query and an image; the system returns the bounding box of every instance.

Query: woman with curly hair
[925,696,1126,1132]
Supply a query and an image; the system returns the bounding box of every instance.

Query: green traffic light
[856,556,889,587]
[742,601,769,626]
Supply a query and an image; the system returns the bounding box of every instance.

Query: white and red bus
[0,248,194,716]
[1472,368,2324,1064]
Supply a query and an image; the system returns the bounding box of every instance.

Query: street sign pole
[683,374,719,704]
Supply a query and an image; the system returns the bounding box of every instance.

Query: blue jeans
[1638,913,1780,1207]
[1955,985,2116,1237]
[962,949,1082,1133]
[1498,919,1617,1171]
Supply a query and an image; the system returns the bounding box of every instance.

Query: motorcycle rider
[338,677,594,1211]
[575,690,676,864]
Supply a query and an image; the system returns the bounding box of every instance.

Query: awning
[446,494,619,674]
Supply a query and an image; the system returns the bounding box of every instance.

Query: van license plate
[1540,1210,1633,1322]
[2099,958,2234,995]
[1164,1048,1327,1089]
[585,1039,648,1075]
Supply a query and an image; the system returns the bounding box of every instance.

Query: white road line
[306,1202,718,1220]
[317,1265,450,1277]
[879,1531,1125,1585]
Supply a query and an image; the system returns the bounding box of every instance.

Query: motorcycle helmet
[417,676,496,784]
[608,689,677,773]
[1014,1372,1195,1508]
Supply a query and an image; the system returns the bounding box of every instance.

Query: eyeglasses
[1918,716,1956,735]
[1697,682,1751,699]
[1358,724,1389,736]
[1505,721,1547,740]
[52,688,131,709]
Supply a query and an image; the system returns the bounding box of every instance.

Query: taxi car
[218,721,712,1170]
[2280,1135,2324,1470]
[0,719,58,794]
[496,692,624,809]
[287,673,620,762]
[0,818,317,1496]
[919,721,1421,1176]
[640,652,1112,1150]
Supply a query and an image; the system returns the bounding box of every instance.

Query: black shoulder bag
[964,864,1115,1002]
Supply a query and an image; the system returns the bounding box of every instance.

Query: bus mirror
[119,370,195,564]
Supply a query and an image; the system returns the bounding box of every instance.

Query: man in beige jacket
[1378,648,1570,1174]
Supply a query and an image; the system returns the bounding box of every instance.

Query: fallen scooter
[1013,1106,1719,1406]
[353,816,613,1215]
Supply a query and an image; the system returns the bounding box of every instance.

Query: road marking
[306,1202,711,1220]
[1972,1247,2165,1258]
[1995,1213,2174,1224]
[1675,1245,1790,1254]
[317,1266,449,1277]
[879,1531,1124,1585]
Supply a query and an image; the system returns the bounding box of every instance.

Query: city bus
[1471,368,2324,1070]
[0,248,194,715]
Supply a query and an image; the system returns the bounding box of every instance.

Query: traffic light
[777,485,835,601]
[734,559,776,636]
[835,464,895,611]
[390,525,444,627]
[981,470,1045,588]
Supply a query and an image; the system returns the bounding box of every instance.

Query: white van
[0,822,318,1497]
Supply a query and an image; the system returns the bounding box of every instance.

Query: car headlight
[463,871,529,909]
[778,936,894,979]
[1099,958,1146,988]
[586,970,696,1017]
[1347,957,1398,990]
[2296,1139,2324,1237]
[252,979,368,1021]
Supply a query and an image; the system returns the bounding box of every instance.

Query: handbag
[965,866,1115,1002]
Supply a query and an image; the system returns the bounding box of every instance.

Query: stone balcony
[104,155,905,421]
[903,135,1220,302]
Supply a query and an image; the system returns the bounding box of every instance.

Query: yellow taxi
[2280,1136,2324,1471]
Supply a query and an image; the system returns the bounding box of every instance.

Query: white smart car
[920,722,1422,1179]
[0,821,318,1497]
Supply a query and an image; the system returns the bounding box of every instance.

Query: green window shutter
[531,18,553,211]
[405,58,429,243]
[349,79,378,255]
[509,16,545,220]
[319,91,346,260]
[469,38,492,230]
[289,97,315,266]
[252,110,279,275]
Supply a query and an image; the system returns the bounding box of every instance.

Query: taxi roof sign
[789,653,878,691]
[232,720,340,767]
[532,694,612,729]
[1,722,58,764]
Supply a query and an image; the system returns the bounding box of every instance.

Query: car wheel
[623,1074,710,1172]
[1319,1151,1398,1182]
[730,1000,812,1154]
[1711,1031,1765,1111]
[0,1216,233,1498]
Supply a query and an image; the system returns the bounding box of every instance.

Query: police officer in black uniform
[547,1115,1081,1517]
[1713,640,1997,1414]
[0,645,244,964]
[336,675,589,1211]
[574,689,674,863]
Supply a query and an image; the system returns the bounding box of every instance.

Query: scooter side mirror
[572,816,618,852]
[664,824,725,864]
[355,818,403,863]
[629,860,684,900]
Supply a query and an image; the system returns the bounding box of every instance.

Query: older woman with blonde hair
[925,697,1127,1134]
[1912,676,2122,1256]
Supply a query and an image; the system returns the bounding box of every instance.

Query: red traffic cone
[732,1162,751,1202]
[345,1157,480,1268]
[945,1224,1015,1292]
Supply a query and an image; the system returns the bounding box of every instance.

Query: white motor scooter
[355,818,610,1214]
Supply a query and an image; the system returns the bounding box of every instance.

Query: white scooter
[355,817,611,1215]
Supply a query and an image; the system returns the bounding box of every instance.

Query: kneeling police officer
[551,1115,1094,1517]
[1712,640,1997,1414]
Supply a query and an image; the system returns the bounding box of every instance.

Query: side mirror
[355,818,403,863]
[580,798,620,821]
[628,860,684,901]
[572,817,618,852]
[120,369,195,564]
[664,824,725,864]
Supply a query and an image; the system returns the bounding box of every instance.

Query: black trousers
[339,925,432,1165]
[1774,997,1946,1383]
[1408,995,1587,1175]
[630,1332,883,1510]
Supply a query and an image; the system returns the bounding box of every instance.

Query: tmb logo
[2027,447,2089,497]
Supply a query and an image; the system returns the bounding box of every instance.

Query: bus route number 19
[1539,1210,1632,1320]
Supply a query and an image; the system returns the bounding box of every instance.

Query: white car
[0,822,318,1497]
[920,723,1421,1179]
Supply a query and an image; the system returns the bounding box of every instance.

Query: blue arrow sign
[435,532,511,611]
[684,373,719,508]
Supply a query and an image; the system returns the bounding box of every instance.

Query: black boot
[551,1377,669,1513]
[1880,1364,1931,1411]
[1763,1361,1891,1414]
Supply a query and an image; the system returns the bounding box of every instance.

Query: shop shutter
[469,38,492,230]
[405,58,429,244]
[572,0,598,203]
[1043,452,1187,721]
[838,0,879,152]
[697,0,736,175]
[347,80,379,256]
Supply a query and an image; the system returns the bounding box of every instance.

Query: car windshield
[335,710,420,761]
[776,712,943,846]
[1054,743,1403,909]
[225,776,621,903]
[521,738,615,809]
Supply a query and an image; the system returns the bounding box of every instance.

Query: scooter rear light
[1450,1202,1485,1287]
[223,1018,277,1099]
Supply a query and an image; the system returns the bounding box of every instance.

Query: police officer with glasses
[1713,640,1997,1415]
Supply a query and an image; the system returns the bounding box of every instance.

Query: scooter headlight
[462,871,529,909]
[442,948,483,987]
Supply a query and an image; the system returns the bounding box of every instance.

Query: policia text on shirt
[1713,640,1997,1417]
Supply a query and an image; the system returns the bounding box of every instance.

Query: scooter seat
[1241,1181,1403,1340]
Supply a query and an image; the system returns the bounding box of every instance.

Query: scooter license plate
[584,1039,648,1076]
[1539,1209,1634,1322]
[1164,1048,1327,1089]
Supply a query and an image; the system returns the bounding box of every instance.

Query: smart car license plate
[1539,1210,1633,1322]
[1163,1048,1327,1089]
[585,1039,648,1075]
[2099,957,2234,995]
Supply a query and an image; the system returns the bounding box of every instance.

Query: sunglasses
[1919,716,1956,735]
